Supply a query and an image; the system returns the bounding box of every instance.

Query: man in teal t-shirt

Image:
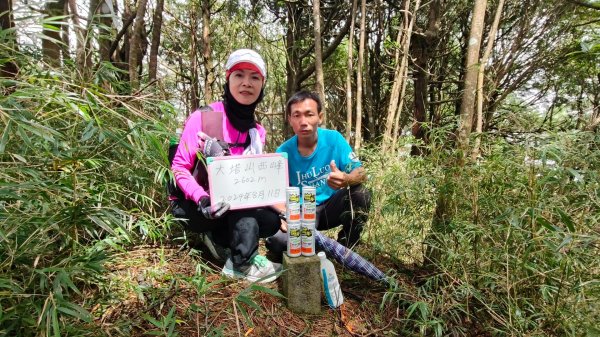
[267,91,371,252]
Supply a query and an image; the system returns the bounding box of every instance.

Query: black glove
[200,136,230,157]
[197,196,230,219]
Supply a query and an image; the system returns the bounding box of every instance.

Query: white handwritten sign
[207,153,289,210]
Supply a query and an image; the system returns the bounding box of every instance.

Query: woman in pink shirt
[170,49,281,283]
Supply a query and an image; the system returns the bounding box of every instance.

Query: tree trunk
[189,9,200,111]
[313,0,327,126]
[354,0,366,150]
[0,0,18,78]
[285,2,301,101]
[129,0,148,89]
[98,0,114,63]
[149,0,164,82]
[61,0,70,61]
[69,0,84,69]
[410,0,441,156]
[201,0,214,103]
[457,0,486,154]
[370,0,384,135]
[42,0,65,67]
[345,0,358,141]
[382,0,420,152]
[411,34,428,155]
[284,2,353,99]
[586,73,600,131]
[472,0,504,160]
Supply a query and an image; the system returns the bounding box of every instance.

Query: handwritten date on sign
[206,153,289,210]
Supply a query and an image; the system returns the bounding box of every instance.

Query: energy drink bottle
[301,221,316,256]
[286,187,302,257]
[286,187,301,222]
[287,222,302,257]
[302,186,316,221]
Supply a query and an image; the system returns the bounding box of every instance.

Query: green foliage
[369,132,600,336]
[142,306,179,337]
[0,48,178,335]
[233,281,284,327]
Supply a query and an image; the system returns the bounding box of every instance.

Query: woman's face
[228,69,264,105]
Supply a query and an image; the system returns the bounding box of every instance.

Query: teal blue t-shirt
[277,128,362,205]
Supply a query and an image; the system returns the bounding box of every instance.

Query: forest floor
[91,236,423,337]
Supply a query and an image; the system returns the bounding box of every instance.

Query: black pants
[266,184,371,253]
[171,199,280,266]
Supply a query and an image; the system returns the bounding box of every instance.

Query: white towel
[243,128,263,155]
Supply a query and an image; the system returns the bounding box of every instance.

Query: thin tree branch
[566,0,600,10]
[108,12,136,61]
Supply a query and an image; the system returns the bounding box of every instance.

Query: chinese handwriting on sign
[207,154,288,210]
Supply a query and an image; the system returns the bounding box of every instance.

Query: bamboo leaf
[248,284,284,298]
[57,302,92,322]
[235,295,260,311]
[556,208,575,232]
[537,216,557,232]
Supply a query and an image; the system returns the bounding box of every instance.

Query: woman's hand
[197,196,230,219]
[280,220,288,233]
[197,131,230,157]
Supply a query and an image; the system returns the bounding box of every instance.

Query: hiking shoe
[201,232,230,263]
[222,255,282,283]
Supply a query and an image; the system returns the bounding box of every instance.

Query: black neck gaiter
[222,83,264,132]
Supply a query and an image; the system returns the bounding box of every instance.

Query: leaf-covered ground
[93,242,416,337]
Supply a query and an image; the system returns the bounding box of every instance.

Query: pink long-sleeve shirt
[171,101,266,203]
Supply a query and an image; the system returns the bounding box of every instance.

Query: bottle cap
[317,251,326,259]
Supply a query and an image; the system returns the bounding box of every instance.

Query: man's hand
[197,196,230,219]
[197,131,230,157]
[327,160,348,190]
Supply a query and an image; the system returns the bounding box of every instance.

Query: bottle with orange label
[287,222,302,257]
[301,186,316,221]
[286,187,302,257]
[301,221,316,256]
[286,187,301,222]
[300,186,317,256]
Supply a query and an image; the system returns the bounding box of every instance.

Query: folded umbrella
[315,231,388,284]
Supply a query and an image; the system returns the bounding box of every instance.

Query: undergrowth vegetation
[0,57,177,336]
[366,131,600,336]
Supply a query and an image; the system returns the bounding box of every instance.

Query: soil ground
[93,239,417,337]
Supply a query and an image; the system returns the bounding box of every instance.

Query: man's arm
[327,160,366,190]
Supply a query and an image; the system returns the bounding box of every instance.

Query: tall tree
[97,0,114,63]
[472,0,505,159]
[189,5,200,111]
[457,0,486,154]
[201,0,214,103]
[312,0,326,125]
[409,0,441,155]
[354,0,366,150]
[345,0,358,141]
[129,0,148,89]
[149,0,165,82]
[0,0,18,78]
[278,1,353,99]
[382,0,420,152]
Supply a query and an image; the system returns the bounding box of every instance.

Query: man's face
[288,99,322,141]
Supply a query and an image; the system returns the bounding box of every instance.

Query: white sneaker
[222,255,282,283]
